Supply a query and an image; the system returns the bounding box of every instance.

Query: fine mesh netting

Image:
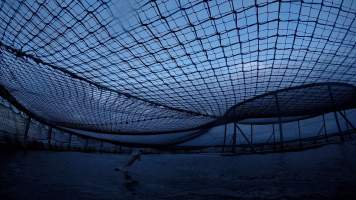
[0,96,128,152]
[1,0,356,138]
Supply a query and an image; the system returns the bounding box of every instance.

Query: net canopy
[1,0,356,136]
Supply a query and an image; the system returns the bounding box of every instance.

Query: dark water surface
[1,143,356,200]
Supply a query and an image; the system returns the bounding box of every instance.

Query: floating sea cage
[1,0,356,154]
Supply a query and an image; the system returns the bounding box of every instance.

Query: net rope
[1,0,356,134]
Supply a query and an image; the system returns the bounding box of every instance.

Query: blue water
[1,142,356,200]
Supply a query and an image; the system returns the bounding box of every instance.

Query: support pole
[235,124,256,152]
[297,120,302,148]
[322,114,328,142]
[327,85,344,141]
[343,110,352,139]
[250,124,253,145]
[13,107,19,135]
[222,123,227,153]
[334,111,343,141]
[23,117,31,146]
[275,94,284,149]
[47,126,52,148]
[338,110,355,138]
[343,111,350,130]
[232,122,237,153]
[338,111,355,129]
[273,124,276,150]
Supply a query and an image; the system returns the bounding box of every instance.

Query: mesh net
[1,0,356,135]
